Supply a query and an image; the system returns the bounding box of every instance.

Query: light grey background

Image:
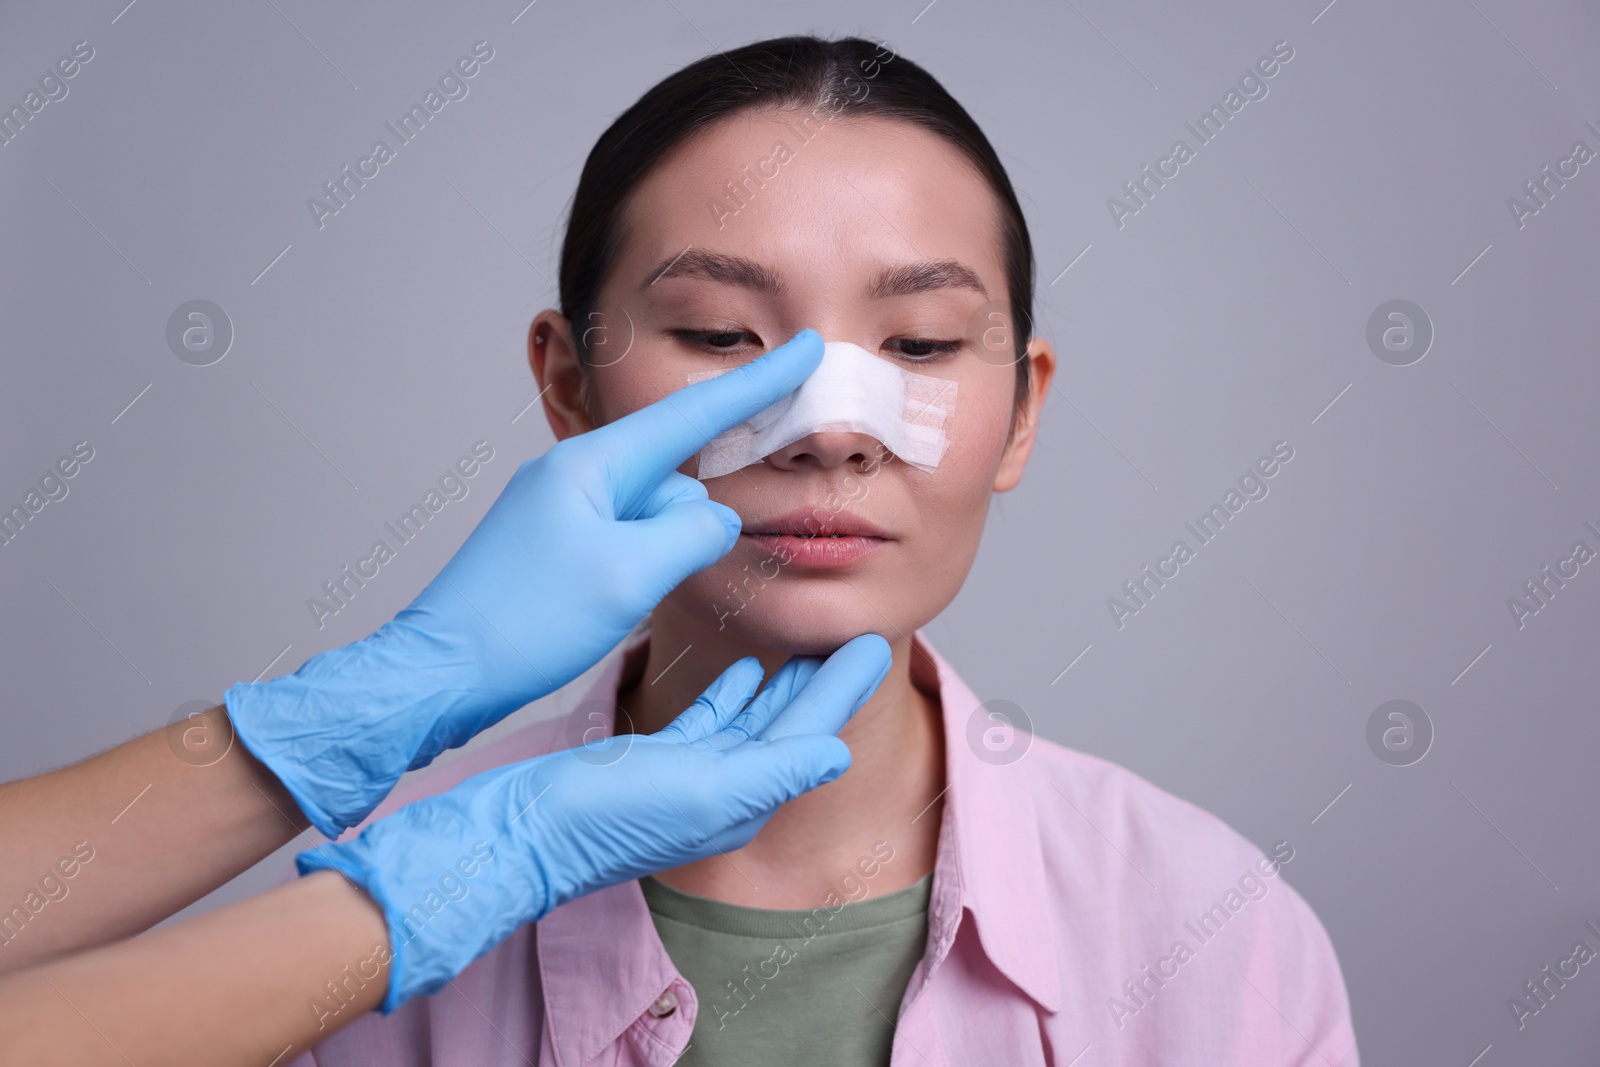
[3,0,1597,1061]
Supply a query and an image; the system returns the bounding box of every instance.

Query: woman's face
[534,110,1054,655]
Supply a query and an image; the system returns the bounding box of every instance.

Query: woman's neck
[617,600,947,908]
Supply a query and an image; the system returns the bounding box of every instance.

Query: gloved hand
[226,329,827,839]
[297,632,892,1012]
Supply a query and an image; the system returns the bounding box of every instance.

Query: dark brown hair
[557,34,1035,412]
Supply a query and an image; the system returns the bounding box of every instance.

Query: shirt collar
[912,631,1062,1014]
[538,626,1060,1066]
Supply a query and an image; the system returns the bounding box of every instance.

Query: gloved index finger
[696,654,825,749]
[654,656,765,746]
[575,329,823,515]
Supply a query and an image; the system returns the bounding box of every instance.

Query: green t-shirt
[640,871,934,1066]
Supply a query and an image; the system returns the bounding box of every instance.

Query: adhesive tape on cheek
[685,341,958,480]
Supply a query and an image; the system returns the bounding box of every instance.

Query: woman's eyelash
[673,329,963,361]
[887,338,963,361]
[672,328,759,350]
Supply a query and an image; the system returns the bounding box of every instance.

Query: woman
[296,34,1358,1066]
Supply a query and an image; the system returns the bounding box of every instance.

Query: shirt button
[648,989,679,1018]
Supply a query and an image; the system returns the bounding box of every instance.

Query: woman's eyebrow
[642,249,785,292]
[641,249,987,299]
[866,259,988,299]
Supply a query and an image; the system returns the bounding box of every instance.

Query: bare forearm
[0,870,389,1065]
[0,705,312,973]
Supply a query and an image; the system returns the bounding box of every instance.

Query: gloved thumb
[626,498,741,587]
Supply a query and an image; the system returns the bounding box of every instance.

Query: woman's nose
[764,430,886,472]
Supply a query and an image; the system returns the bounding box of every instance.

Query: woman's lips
[741,509,891,569]
[744,532,887,568]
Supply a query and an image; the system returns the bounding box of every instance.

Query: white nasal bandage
[686,341,958,480]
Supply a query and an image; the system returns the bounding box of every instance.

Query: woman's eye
[886,337,962,361]
[673,329,760,351]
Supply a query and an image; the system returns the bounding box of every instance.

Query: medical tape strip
[686,341,958,480]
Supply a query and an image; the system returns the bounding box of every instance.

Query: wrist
[296,850,409,1013]
[218,704,313,834]
[297,762,555,1011]
[226,625,481,838]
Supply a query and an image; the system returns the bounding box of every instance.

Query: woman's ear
[528,311,596,441]
[993,336,1055,493]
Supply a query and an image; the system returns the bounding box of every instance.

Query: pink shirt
[292,629,1359,1066]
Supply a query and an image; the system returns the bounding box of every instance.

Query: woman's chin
[664,582,902,657]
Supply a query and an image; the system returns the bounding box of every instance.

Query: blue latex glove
[297,633,892,1012]
[226,330,827,839]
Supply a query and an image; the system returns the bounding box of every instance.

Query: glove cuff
[295,764,549,1012]
[295,846,412,1014]
[227,622,486,838]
